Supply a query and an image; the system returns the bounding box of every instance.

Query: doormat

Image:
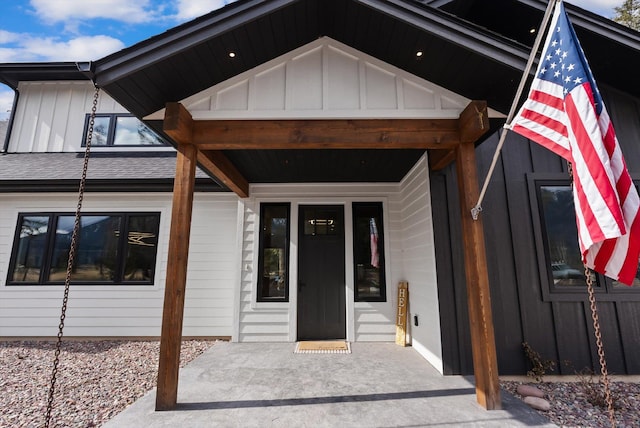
[294,341,351,354]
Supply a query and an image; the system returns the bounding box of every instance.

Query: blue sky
[0,0,626,119]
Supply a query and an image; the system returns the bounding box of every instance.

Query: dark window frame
[256,203,291,302]
[81,113,169,147]
[352,202,387,302]
[6,212,161,286]
[528,174,640,301]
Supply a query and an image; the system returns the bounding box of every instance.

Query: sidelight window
[352,202,386,301]
[257,203,290,302]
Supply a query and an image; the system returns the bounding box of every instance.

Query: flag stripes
[509,1,640,285]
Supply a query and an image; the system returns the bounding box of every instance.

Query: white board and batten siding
[145,37,502,121]
[8,81,171,153]
[0,192,238,338]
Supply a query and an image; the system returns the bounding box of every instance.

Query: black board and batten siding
[432,85,640,376]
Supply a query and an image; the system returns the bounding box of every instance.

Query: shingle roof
[0,151,222,191]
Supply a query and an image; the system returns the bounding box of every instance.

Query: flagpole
[471,0,559,220]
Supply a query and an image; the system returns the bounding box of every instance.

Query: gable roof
[87,0,640,121]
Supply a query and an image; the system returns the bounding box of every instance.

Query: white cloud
[573,0,622,18]
[0,31,125,62]
[0,87,15,121]
[0,30,21,44]
[30,0,163,25]
[175,0,236,20]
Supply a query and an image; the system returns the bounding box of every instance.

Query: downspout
[1,88,18,153]
[76,61,96,83]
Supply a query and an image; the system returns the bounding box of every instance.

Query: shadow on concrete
[175,388,476,411]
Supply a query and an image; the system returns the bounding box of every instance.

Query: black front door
[297,205,346,340]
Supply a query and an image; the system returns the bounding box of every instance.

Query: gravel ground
[2,340,639,427]
[501,379,640,427]
[0,340,214,428]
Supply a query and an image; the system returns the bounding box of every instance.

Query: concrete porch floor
[104,342,556,427]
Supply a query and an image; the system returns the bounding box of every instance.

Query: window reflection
[114,116,166,146]
[10,216,49,282]
[258,204,290,301]
[539,186,591,287]
[7,213,160,285]
[48,216,120,282]
[83,114,167,147]
[353,202,386,301]
[539,184,639,289]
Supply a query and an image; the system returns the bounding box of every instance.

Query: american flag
[510,1,640,285]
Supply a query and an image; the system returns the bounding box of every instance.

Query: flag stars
[567,63,575,71]
[573,77,583,84]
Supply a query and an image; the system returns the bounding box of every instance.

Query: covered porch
[154,97,500,410]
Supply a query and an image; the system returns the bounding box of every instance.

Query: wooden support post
[455,141,501,410]
[156,142,197,411]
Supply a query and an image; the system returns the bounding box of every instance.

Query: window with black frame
[7,213,160,285]
[82,114,168,147]
[257,203,290,302]
[353,202,386,301]
[536,182,640,291]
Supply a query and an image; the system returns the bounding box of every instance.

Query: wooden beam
[197,150,249,198]
[190,119,461,149]
[459,100,489,143]
[164,103,250,197]
[163,102,194,146]
[455,140,501,410]
[429,101,489,171]
[156,142,197,411]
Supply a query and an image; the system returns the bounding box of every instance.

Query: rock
[524,396,551,411]
[517,384,545,398]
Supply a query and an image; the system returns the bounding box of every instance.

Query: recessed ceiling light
[529,28,536,34]
[229,52,236,58]
[416,51,423,58]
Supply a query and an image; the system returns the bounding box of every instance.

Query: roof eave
[0,62,89,90]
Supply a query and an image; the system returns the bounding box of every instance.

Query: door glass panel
[303,207,341,236]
